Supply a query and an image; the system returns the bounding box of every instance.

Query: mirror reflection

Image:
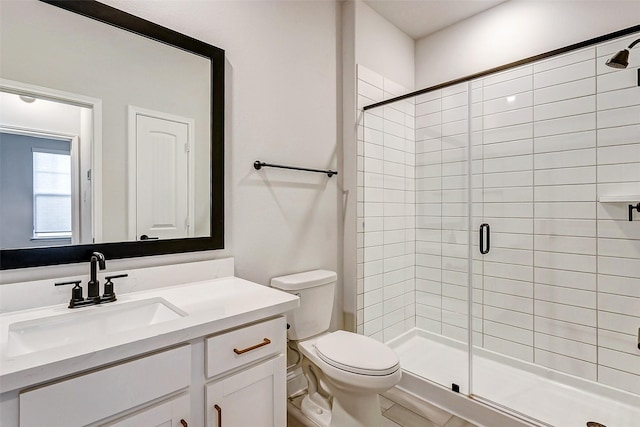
[0,0,212,250]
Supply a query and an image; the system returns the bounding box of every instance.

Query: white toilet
[271,270,401,427]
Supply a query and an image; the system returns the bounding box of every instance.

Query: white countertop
[0,276,299,393]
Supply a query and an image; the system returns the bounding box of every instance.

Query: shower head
[606,38,640,69]
[605,49,629,69]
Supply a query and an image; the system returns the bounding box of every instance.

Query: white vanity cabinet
[1,272,298,427]
[204,317,287,427]
[13,316,288,427]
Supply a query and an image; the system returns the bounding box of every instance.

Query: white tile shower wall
[357,65,415,343]
[410,33,639,395]
[594,33,640,395]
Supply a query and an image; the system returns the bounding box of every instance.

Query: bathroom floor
[288,386,478,427]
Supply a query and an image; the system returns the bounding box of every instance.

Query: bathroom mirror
[0,0,224,269]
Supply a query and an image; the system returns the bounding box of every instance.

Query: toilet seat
[314,330,400,376]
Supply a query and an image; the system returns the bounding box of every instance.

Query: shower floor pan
[388,328,640,427]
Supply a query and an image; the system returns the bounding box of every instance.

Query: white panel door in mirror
[130,109,195,241]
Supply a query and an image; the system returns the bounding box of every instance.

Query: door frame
[0,78,102,243]
[0,126,80,244]
[127,105,196,241]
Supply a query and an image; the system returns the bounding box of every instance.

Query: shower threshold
[387,328,640,427]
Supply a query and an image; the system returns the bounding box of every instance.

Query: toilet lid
[314,330,400,376]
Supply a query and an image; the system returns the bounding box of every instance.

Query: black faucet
[87,251,106,302]
[55,252,128,309]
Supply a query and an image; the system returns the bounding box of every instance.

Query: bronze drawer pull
[233,338,271,355]
[180,420,188,427]
[214,404,222,426]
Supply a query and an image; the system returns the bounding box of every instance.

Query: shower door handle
[479,223,490,254]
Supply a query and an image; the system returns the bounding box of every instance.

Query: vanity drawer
[20,345,191,427]
[206,316,286,378]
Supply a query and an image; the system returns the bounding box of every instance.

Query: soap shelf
[599,195,640,221]
[598,195,640,203]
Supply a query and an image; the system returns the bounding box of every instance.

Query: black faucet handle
[105,274,128,281]
[102,273,128,302]
[55,280,85,306]
[54,279,82,287]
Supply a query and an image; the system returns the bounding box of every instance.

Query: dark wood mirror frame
[0,0,224,270]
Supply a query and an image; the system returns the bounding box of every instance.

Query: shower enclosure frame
[363,25,640,112]
[359,23,640,427]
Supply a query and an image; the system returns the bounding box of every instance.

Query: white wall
[355,1,415,92]
[415,0,640,88]
[342,0,357,331]
[2,0,343,328]
[341,0,415,330]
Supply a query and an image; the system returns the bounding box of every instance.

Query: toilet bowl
[271,270,401,427]
[297,331,402,427]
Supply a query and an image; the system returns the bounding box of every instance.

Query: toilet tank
[270,270,337,340]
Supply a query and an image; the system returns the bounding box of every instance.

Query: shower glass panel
[410,83,471,394]
[359,74,470,394]
[357,27,640,427]
[470,33,640,427]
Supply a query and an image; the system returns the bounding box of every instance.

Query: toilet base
[301,394,331,427]
[298,390,385,427]
[329,387,384,427]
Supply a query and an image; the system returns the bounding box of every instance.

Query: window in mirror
[0,89,91,249]
[32,148,73,240]
[1,130,80,249]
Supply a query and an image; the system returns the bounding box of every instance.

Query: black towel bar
[254,161,338,178]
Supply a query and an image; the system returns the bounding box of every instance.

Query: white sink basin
[6,298,186,358]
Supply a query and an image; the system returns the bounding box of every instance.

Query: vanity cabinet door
[105,393,190,427]
[205,354,286,427]
[19,346,191,427]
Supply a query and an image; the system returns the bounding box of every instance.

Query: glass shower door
[470,62,538,419]
[411,81,471,393]
[470,33,640,427]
